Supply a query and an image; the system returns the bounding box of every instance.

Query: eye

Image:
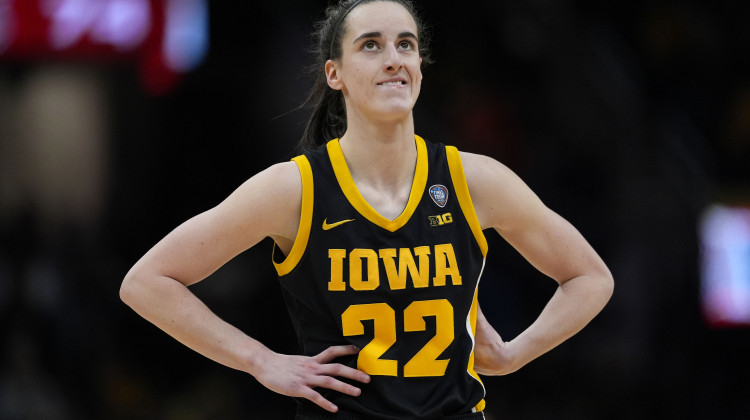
[362,40,379,51]
[398,40,415,50]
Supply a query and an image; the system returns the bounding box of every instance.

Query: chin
[374,108,414,123]
[375,101,417,118]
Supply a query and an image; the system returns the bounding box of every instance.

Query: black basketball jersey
[273,136,488,419]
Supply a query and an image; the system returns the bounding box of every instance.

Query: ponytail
[298,80,347,152]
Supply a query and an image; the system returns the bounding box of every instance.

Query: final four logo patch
[429,184,449,208]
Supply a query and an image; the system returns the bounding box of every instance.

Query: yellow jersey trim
[445,146,488,257]
[326,135,428,233]
[466,262,486,412]
[273,155,314,276]
[475,399,487,413]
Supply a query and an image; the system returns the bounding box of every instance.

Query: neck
[338,113,417,188]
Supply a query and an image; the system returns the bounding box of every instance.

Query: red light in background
[0,0,18,55]
[42,0,152,52]
[0,0,208,95]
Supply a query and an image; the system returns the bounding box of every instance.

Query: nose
[383,44,403,71]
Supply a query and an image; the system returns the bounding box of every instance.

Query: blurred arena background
[1,0,749,418]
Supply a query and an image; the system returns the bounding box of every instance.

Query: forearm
[121,272,372,413]
[511,273,613,369]
[475,272,612,376]
[120,273,270,376]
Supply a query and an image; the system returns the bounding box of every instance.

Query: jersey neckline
[326,135,428,233]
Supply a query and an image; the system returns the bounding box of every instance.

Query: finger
[316,363,370,384]
[301,388,339,413]
[309,375,362,397]
[313,344,360,363]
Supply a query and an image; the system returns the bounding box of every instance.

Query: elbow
[599,269,615,305]
[572,265,613,308]
[563,265,614,304]
[120,269,144,308]
[119,274,135,307]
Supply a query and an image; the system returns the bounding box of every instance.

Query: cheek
[412,69,423,93]
[350,71,374,99]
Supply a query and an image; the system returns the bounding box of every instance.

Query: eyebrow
[352,31,418,44]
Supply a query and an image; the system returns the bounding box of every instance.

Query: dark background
[1,0,750,418]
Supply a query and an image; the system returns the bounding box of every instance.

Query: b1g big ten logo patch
[429,184,449,208]
[428,212,453,227]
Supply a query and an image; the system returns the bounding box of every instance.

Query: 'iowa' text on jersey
[328,243,463,291]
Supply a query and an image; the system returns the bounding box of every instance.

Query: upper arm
[127,161,302,286]
[461,152,610,284]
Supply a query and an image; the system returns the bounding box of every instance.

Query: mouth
[377,80,407,86]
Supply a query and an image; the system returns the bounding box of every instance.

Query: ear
[325,60,343,91]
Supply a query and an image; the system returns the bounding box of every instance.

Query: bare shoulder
[190,159,304,264]
[236,160,302,200]
[458,151,515,185]
[220,160,302,242]
[457,151,545,232]
[126,161,304,286]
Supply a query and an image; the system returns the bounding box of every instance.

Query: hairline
[332,0,419,58]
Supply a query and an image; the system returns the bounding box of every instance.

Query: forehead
[344,1,417,38]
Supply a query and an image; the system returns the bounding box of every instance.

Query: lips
[377,78,407,86]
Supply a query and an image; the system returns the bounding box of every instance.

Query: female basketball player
[120,1,614,418]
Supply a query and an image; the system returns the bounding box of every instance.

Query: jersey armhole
[273,155,314,276]
[445,146,488,257]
